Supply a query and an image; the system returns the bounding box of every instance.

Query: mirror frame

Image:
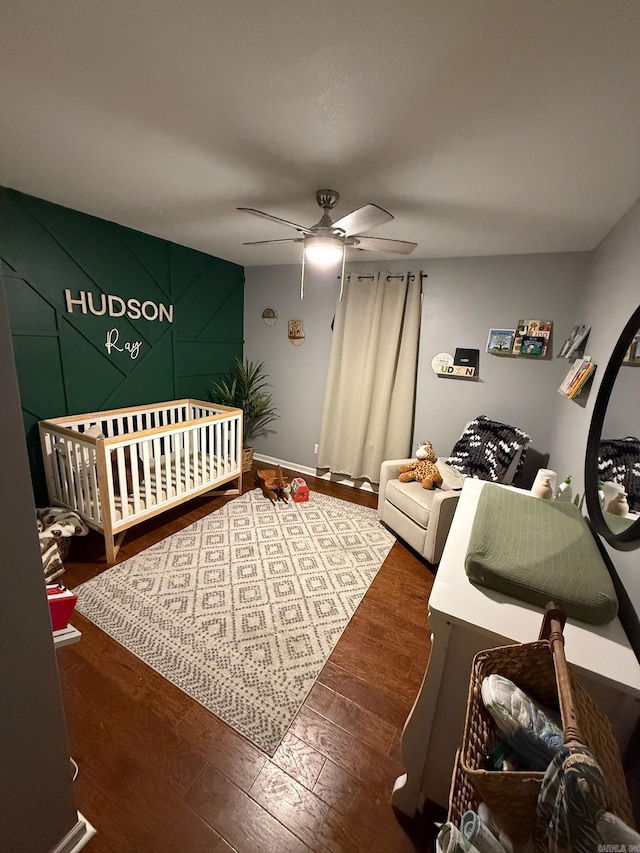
[585,302,640,547]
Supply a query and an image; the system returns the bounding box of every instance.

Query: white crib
[39,399,243,563]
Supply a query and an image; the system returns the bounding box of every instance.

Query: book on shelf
[564,359,596,399]
[568,363,596,398]
[520,335,546,356]
[565,324,591,358]
[512,320,552,356]
[486,329,515,354]
[558,356,591,396]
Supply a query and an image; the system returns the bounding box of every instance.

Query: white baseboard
[50,813,96,853]
[253,454,378,494]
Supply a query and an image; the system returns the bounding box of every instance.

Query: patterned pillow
[446,415,531,483]
[598,436,640,513]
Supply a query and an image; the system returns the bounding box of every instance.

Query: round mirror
[585,303,640,547]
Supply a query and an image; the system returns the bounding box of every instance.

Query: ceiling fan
[238,189,417,297]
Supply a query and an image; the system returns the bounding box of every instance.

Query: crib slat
[150,437,161,506]
[61,438,75,507]
[87,440,101,523]
[195,426,201,486]
[230,415,237,473]
[115,446,130,518]
[207,422,214,480]
[163,435,172,499]
[190,425,196,485]
[214,422,221,478]
[130,445,142,516]
[223,420,229,476]
[181,429,188,491]
[48,436,64,504]
[141,441,152,510]
[73,440,88,516]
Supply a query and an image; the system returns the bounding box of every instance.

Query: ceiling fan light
[304,235,344,266]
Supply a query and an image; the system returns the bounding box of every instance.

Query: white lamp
[303,234,344,266]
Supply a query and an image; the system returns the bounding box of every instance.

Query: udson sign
[64,290,174,323]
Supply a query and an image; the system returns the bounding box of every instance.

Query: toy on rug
[398,442,443,490]
[256,465,290,503]
[290,477,309,502]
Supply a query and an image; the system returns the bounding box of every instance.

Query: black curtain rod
[336,272,427,281]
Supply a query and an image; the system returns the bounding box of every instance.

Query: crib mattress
[101,452,232,521]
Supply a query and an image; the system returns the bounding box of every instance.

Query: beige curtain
[317,271,422,482]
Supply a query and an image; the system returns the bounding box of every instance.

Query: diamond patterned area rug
[74,488,394,755]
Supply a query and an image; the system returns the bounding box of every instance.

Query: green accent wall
[0,188,244,504]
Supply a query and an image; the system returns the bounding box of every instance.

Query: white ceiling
[2,1,640,267]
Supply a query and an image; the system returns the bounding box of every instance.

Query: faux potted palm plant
[210,358,279,472]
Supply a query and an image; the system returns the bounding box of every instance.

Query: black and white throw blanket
[446,415,531,483]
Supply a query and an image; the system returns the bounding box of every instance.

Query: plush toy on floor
[398,442,443,490]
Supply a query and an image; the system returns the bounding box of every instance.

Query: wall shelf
[53,624,81,649]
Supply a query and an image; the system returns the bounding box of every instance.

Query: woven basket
[452,639,634,846]
[241,446,254,473]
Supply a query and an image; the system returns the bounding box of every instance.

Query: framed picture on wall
[486,329,515,354]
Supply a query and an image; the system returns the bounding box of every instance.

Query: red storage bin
[46,583,78,631]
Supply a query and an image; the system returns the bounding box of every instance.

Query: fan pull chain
[339,245,347,300]
[300,246,306,299]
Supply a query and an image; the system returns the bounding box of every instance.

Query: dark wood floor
[56,468,444,853]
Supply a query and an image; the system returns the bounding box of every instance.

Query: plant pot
[242,446,255,473]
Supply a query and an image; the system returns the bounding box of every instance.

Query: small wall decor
[288,319,305,345]
[261,308,278,326]
[486,329,515,354]
[454,348,479,372]
[431,352,454,371]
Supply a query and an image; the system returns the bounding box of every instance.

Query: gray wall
[244,252,589,472]
[244,264,341,469]
[0,281,79,852]
[550,196,640,607]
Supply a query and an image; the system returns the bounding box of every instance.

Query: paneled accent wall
[0,188,244,503]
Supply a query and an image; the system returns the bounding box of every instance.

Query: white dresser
[391,477,640,816]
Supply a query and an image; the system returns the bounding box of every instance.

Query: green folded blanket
[465,484,618,624]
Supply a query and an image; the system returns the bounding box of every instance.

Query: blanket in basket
[37,507,88,580]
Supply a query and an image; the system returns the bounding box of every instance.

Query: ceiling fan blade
[348,235,418,255]
[242,238,303,246]
[331,203,394,236]
[237,207,314,235]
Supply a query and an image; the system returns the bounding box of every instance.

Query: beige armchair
[377,417,530,565]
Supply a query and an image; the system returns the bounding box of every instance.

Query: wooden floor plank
[304,681,396,756]
[290,705,404,798]
[313,760,436,853]
[271,730,327,790]
[175,702,267,793]
[184,763,312,853]
[59,652,208,797]
[249,762,336,853]
[316,660,412,728]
